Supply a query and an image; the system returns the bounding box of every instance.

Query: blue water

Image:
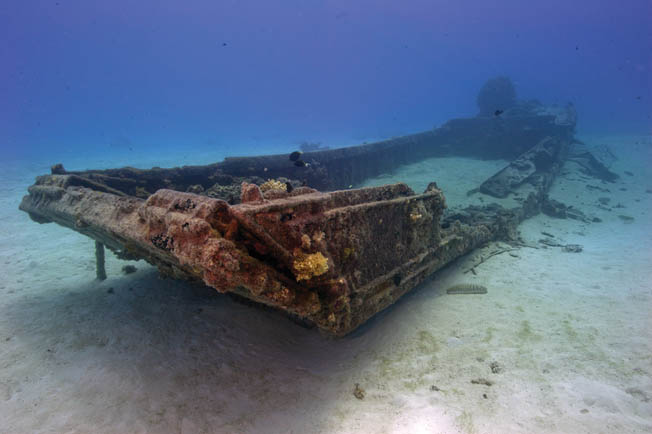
[2,0,650,166]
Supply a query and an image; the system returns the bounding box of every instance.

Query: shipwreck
[19,79,615,336]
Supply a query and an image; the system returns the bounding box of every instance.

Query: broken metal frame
[20,108,590,336]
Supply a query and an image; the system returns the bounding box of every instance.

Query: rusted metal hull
[43,114,575,198]
[19,108,579,336]
[22,178,457,335]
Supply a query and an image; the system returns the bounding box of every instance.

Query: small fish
[294,160,309,167]
[494,109,504,116]
[285,182,294,193]
[289,151,302,161]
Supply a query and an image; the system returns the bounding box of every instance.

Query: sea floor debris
[445,284,488,295]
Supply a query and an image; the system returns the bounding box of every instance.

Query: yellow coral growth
[260,179,287,192]
[293,252,329,281]
[409,211,423,223]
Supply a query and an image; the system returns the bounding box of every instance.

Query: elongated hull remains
[20,106,593,336]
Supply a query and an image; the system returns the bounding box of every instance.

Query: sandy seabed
[1,136,651,434]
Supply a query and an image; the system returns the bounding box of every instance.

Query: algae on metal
[19,88,603,336]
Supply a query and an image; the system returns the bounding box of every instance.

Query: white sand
[1,136,651,433]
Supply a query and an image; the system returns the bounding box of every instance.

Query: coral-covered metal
[19,97,611,336]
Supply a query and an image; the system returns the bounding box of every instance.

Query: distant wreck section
[19,78,616,336]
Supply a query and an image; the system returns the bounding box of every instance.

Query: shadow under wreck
[19,78,616,336]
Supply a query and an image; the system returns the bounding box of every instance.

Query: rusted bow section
[21,177,463,335]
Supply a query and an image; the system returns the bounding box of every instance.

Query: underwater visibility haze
[2,0,651,162]
[1,1,652,433]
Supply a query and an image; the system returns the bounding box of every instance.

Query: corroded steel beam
[19,105,578,336]
[47,112,575,197]
[22,177,473,335]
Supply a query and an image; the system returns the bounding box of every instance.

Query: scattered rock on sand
[446,284,488,294]
[618,215,634,223]
[490,361,503,374]
[586,184,610,193]
[353,383,365,400]
[542,198,589,221]
[563,244,583,253]
[625,387,650,402]
[122,265,137,274]
[471,378,493,386]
